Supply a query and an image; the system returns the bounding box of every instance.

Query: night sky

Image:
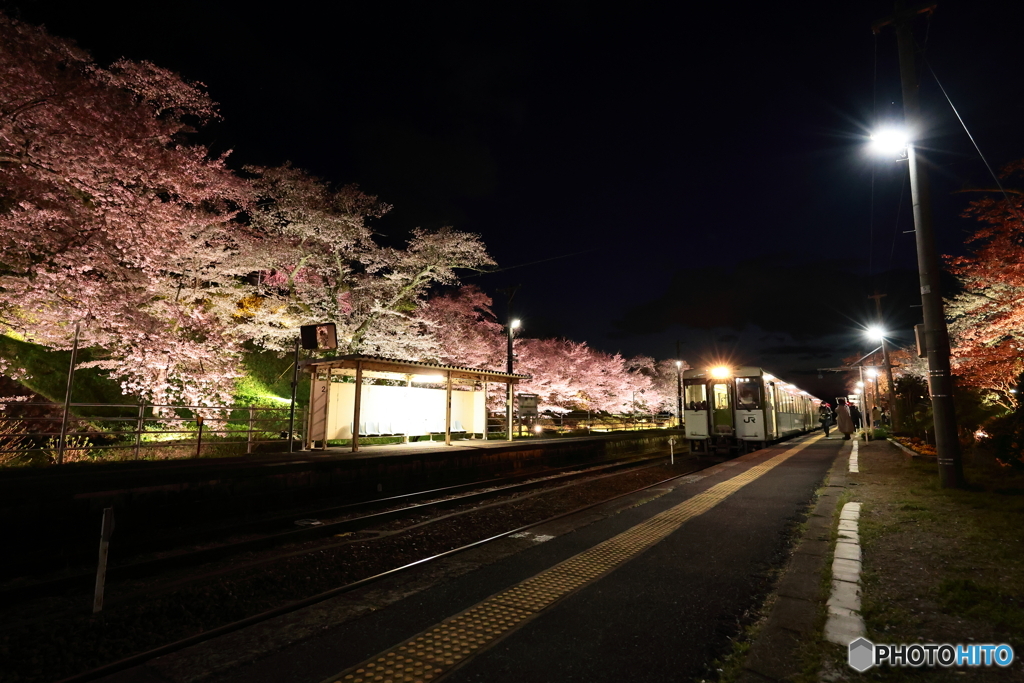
[10,0,1024,399]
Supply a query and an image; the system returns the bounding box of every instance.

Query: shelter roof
[299,354,529,383]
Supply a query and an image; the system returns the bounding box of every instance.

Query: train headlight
[710,366,731,379]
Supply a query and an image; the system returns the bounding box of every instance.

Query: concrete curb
[824,502,865,644]
[736,440,851,683]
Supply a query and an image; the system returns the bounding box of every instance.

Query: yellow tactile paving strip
[327,435,824,683]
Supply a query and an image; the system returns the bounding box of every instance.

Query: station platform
[107,432,842,683]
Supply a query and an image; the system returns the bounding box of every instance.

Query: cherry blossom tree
[418,285,504,369]
[0,14,252,405]
[419,287,664,414]
[242,165,496,360]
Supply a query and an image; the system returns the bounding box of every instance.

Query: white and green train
[683,366,820,455]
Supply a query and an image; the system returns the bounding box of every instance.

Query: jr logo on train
[683,366,819,455]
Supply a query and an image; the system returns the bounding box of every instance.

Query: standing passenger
[871,405,882,428]
[850,403,862,431]
[819,402,832,437]
[835,398,854,440]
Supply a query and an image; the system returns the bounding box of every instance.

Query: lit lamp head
[865,325,887,342]
[856,381,864,388]
[675,360,682,369]
[710,366,731,379]
[866,368,878,378]
[510,319,521,331]
[869,128,908,157]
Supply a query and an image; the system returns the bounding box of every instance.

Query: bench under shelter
[300,355,528,452]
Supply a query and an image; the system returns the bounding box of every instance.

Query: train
[683,366,820,455]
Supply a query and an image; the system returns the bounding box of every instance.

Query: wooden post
[93,507,114,613]
[195,415,204,458]
[482,380,488,440]
[404,376,412,444]
[247,406,255,454]
[352,362,363,453]
[133,400,145,460]
[57,322,81,465]
[445,371,453,446]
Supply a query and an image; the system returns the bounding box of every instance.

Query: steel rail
[2,452,678,604]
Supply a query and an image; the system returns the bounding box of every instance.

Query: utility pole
[499,286,521,442]
[873,1,964,488]
[868,292,901,432]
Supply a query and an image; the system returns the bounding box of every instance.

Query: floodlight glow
[856,381,864,387]
[870,129,908,155]
[675,360,682,368]
[534,425,543,434]
[763,373,774,381]
[865,325,886,341]
[510,319,521,330]
[866,368,878,378]
[854,387,862,394]
[709,366,731,379]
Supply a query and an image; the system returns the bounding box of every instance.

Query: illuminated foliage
[0,13,252,405]
[947,161,1024,411]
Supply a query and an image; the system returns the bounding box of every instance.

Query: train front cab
[684,367,815,455]
[683,367,751,455]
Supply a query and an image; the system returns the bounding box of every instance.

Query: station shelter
[300,355,528,452]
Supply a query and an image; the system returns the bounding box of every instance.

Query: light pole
[506,319,520,441]
[865,325,900,431]
[675,360,683,430]
[872,2,964,488]
[867,136,963,486]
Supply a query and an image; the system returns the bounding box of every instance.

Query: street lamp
[506,319,521,441]
[865,325,900,434]
[869,124,963,487]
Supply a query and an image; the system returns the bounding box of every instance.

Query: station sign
[517,393,539,417]
[300,323,338,350]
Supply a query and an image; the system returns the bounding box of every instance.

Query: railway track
[1,451,684,606]
[48,454,713,683]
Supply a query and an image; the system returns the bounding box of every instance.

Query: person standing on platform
[850,403,862,432]
[819,402,832,437]
[835,397,854,440]
[871,405,881,428]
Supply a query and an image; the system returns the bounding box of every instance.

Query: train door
[711,381,734,453]
[766,382,779,439]
[734,376,765,447]
[683,379,710,449]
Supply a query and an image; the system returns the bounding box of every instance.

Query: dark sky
[10,0,1024,399]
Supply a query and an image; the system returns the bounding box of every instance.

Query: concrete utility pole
[499,286,521,442]
[873,1,964,488]
[868,292,901,432]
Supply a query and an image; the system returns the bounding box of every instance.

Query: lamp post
[869,142,962,485]
[871,1,964,487]
[506,319,520,441]
[866,319,901,433]
[675,360,683,430]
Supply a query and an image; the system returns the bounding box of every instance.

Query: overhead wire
[463,247,599,278]
[925,62,1019,216]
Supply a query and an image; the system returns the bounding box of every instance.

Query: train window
[684,381,707,410]
[712,383,730,410]
[735,377,761,410]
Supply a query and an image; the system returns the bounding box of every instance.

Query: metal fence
[486,412,676,437]
[0,402,304,464]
